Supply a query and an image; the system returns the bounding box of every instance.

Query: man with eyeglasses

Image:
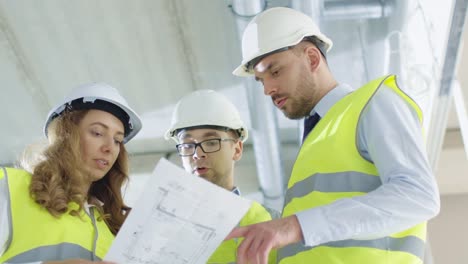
[165,89,277,264]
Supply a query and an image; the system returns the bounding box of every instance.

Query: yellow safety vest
[208,201,277,264]
[279,75,426,264]
[0,167,114,263]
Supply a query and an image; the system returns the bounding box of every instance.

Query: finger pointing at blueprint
[105,158,252,264]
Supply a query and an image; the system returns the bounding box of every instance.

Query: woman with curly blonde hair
[0,83,142,264]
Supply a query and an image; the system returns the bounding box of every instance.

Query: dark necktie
[302,113,320,142]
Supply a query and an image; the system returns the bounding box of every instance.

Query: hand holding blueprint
[105,158,252,264]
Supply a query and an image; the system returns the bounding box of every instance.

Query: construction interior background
[0,1,467,263]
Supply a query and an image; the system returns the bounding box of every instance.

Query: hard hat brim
[44,96,142,144]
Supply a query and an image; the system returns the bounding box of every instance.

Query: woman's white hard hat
[44,82,142,144]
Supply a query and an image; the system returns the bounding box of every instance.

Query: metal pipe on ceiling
[322,0,393,20]
[245,81,286,209]
[231,0,265,17]
[291,0,321,22]
[230,0,285,210]
[427,0,468,169]
[452,81,468,160]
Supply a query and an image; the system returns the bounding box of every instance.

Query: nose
[192,145,206,160]
[263,80,277,96]
[101,137,118,154]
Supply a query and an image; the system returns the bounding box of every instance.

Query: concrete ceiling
[0,0,466,195]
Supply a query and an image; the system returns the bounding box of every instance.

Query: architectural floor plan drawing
[105,158,252,264]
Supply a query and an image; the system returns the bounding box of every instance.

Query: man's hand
[225,215,303,264]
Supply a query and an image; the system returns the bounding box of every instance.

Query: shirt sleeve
[296,85,440,246]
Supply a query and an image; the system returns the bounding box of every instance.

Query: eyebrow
[90,122,125,136]
[254,61,276,82]
[179,131,223,140]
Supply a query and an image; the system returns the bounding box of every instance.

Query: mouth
[193,167,209,175]
[274,97,287,108]
[95,159,109,170]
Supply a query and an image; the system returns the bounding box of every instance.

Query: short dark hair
[301,36,327,59]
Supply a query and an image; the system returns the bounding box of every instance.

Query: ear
[232,141,243,161]
[304,45,321,73]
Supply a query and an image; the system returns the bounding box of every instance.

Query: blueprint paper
[105,158,252,264]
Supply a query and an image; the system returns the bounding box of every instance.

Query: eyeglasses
[176,138,236,156]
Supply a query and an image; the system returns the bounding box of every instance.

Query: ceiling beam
[427,0,468,169]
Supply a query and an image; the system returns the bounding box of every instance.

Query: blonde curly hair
[27,109,131,235]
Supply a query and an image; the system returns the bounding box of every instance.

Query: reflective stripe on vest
[5,243,94,263]
[0,167,114,263]
[279,75,426,264]
[284,171,382,206]
[280,235,426,260]
[207,201,277,264]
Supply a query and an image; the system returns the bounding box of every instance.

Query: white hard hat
[165,90,248,142]
[233,7,333,76]
[44,82,142,144]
